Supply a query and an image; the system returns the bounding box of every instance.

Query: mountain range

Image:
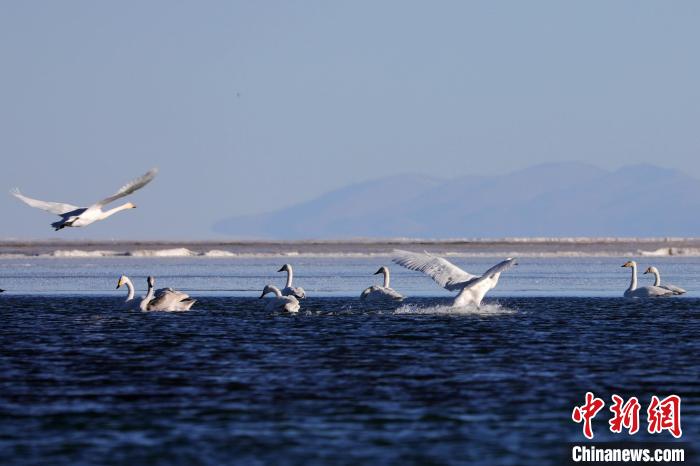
[213,162,700,238]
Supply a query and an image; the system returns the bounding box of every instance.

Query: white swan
[142,276,196,311]
[643,266,686,295]
[11,168,157,230]
[392,250,517,307]
[621,261,674,298]
[116,275,152,310]
[260,284,300,312]
[360,266,404,301]
[277,264,306,299]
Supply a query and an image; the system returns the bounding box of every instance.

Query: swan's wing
[93,168,158,207]
[638,286,674,297]
[282,286,306,299]
[660,284,686,295]
[10,189,79,215]
[392,249,475,291]
[382,287,404,300]
[462,258,518,289]
[148,288,191,309]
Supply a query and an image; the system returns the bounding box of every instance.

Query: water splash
[393,302,516,316]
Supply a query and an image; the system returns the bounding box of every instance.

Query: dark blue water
[1,297,698,465]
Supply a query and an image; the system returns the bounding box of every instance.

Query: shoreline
[2,237,700,258]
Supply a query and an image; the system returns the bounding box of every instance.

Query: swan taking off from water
[392,250,516,307]
[142,276,196,311]
[643,266,686,295]
[11,168,157,230]
[277,264,306,299]
[360,266,404,301]
[621,261,674,298]
[260,284,300,312]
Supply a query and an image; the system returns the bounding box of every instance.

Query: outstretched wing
[392,249,476,291]
[462,258,518,289]
[94,168,158,207]
[10,188,79,215]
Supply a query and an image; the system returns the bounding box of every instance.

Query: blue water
[1,257,698,465]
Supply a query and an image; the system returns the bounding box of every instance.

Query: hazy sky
[1,1,699,239]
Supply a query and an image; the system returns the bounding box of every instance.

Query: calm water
[1,257,698,465]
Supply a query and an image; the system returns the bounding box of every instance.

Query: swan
[277,264,306,299]
[260,284,300,312]
[621,261,674,298]
[142,276,196,311]
[360,266,404,301]
[116,275,152,310]
[392,250,517,307]
[11,168,157,230]
[643,266,686,295]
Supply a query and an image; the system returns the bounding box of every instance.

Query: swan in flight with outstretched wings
[277,264,306,299]
[360,266,404,301]
[643,266,686,295]
[392,250,517,307]
[621,261,674,298]
[11,168,157,230]
[260,284,300,312]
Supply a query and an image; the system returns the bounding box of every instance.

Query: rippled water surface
[1,257,699,464]
[1,295,698,466]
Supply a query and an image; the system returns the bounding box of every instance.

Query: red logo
[572,393,682,439]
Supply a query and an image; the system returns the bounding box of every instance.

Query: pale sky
[1,1,699,239]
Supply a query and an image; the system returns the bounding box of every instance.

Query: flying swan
[621,261,674,298]
[643,266,686,295]
[360,266,404,301]
[277,264,306,299]
[392,250,517,307]
[11,168,157,230]
[260,284,300,312]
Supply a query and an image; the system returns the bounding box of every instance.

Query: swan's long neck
[628,264,637,291]
[100,203,133,220]
[382,269,390,288]
[285,267,293,288]
[652,269,661,287]
[270,285,283,297]
[141,280,154,311]
[123,277,135,302]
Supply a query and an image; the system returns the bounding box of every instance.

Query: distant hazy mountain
[213,162,700,238]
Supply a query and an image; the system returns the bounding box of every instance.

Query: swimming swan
[392,250,517,307]
[277,264,306,299]
[643,266,686,295]
[360,266,404,301]
[260,284,300,312]
[142,276,196,311]
[11,168,157,230]
[621,261,673,298]
[116,275,152,310]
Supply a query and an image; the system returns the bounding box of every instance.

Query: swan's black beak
[116,284,121,289]
[277,267,285,272]
[259,292,265,299]
[373,269,382,275]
